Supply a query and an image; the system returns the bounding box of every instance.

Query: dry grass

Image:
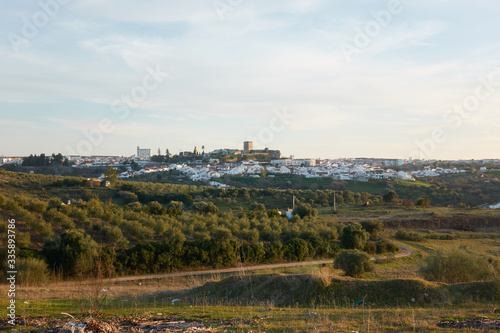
[1,272,231,302]
[310,265,337,287]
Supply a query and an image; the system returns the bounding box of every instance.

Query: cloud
[1,1,500,158]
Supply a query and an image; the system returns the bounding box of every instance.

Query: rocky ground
[1,316,221,332]
[0,314,271,332]
[436,317,500,330]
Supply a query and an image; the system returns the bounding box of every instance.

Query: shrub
[119,220,155,240]
[16,232,31,249]
[101,225,129,247]
[44,208,75,229]
[69,207,88,223]
[420,249,498,283]
[167,201,184,217]
[383,190,399,204]
[118,191,138,204]
[416,197,431,207]
[334,250,374,277]
[284,238,310,261]
[147,201,167,215]
[27,199,48,214]
[47,197,62,209]
[194,201,219,215]
[341,224,369,250]
[250,202,266,212]
[364,241,377,254]
[293,202,318,219]
[375,240,399,254]
[426,232,457,240]
[360,220,384,239]
[394,230,425,242]
[42,229,98,276]
[29,219,54,238]
[17,258,49,286]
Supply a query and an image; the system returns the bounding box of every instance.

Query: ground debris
[437,317,500,330]
[1,316,222,332]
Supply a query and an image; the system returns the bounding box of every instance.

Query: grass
[1,237,499,332]
[2,302,495,332]
[395,179,432,188]
[2,286,498,332]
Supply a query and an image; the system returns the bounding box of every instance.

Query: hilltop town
[3,141,500,189]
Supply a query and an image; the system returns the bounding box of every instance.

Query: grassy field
[2,301,498,332]
[2,232,499,331]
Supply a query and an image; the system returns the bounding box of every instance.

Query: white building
[271,158,315,167]
[397,171,415,181]
[136,146,151,160]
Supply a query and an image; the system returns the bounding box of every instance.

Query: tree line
[22,153,72,167]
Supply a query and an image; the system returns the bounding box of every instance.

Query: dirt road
[104,243,414,283]
[107,259,335,283]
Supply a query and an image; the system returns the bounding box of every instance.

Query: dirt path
[369,244,414,261]
[107,243,415,283]
[53,243,415,285]
[106,260,336,283]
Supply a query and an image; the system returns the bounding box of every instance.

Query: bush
[284,238,310,261]
[293,202,318,219]
[334,250,374,277]
[147,201,167,215]
[47,197,62,209]
[118,191,139,204]
[383,190,399,204]
[394,230,425,242]
[416,197,431,207]
[101,225,129,247]
[42,229,98,276]
[44,208,75,229]
[426,231,457,240]
[341,224,369,250]
[375,240,399,254]
[167,201,184,217]
[360,220,384,239]
[17,258,49,286]
[29,218,54,238]
[27,199,48,214]
[420,248,498,283]
[119,220,154,240]
[194,201,219,215]
[250,202,266,212]
[363,241,377,254]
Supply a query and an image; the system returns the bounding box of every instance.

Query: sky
[1,0,499,160]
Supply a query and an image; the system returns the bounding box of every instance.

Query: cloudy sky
[1,0,499,159]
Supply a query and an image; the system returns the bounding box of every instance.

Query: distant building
[243,141,253,154]
[211,149,242,155]
[137,146,151,160]
[251,148,281,159]
[271,158,314,167]
[397,171,415,181]
[0,156,23,165]
[353,158,404,166]
[179,151,193,157]
[86,178,101,188]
